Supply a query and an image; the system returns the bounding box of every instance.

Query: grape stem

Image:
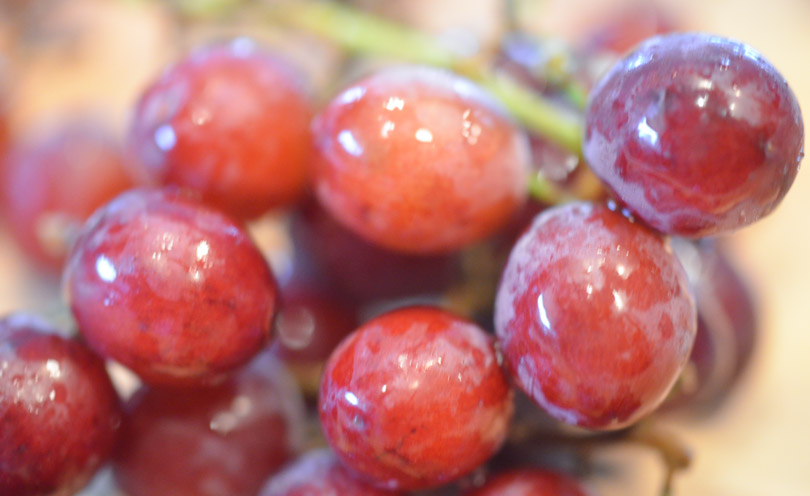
[267,1,585,157]
[505,0,520,33]
[628,422,691,496]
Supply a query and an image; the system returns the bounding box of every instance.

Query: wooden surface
[1,0,808,494]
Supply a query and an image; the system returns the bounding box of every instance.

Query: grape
[319,306,513,491]
[0,314,122,496]
[259,449,400,496]
[312,65,530,254]
[0,102,8,162]
[128,38,313,219]
[270,280,358,395]
[667,239,757,411]
[494,202,696,430]
[272,283,357,367]
[63,188,278,386]
[584,33,804,237]
[465,468,588,496]
[580,4,677,54]
[113,351,305,496]
[0,121,134,271]
[289,200,461,303]
[0,58,8,156]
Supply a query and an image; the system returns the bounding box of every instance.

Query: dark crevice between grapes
[504,418,691,496]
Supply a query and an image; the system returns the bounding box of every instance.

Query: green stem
[528,173,575,205]
[563,79,589,110]
[476,70,583,156]
[270,1,458,67]
[504,0,520,33]
[170,0,243,19]
[269,1,584,157]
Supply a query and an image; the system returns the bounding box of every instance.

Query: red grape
[0,121,134,271]
[319,306,513,491]
[494,202,696,430]
[313,66,530,254]
[667,239,757,410]
[259,449,400,496]
[113,352,305,496]
[580,4,677,55]
[466,468,588,496]
[0,102,8,161]
[0,59,7,155]
[273,283,357,366]
[270,281,358,395]
[128,38,313,219]
[584,33,804,237]
[63,188,278,386]
[290,200,461,303]
[0,314,121,496]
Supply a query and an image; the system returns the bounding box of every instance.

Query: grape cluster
[0,3,803,496]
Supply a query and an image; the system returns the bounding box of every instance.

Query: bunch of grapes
[0,2,803,495]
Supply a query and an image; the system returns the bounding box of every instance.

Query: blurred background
[0,0,808,494]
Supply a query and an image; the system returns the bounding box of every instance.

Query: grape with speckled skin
[584,33,804,237]
[64,188,278,386]
[495,202,696,430]
[319,306,513,491]
[0,314,122,496]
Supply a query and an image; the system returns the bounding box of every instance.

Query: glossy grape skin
[113,352,304,496]
[259,449,399,496]
[584,33,804,237]
[63,188,278,386]
[313,66,530,254]
[0,314,122,496]
[0,122,135,271]
[319,306,514,491]
[666,239,757,411]
[494,202,696,430]
[290,200,461,303]
[466,469,588,496]
[128,38,313,219]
